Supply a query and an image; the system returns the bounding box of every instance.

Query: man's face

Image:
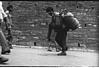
[47,11,53,16]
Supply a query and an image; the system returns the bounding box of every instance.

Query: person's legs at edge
[0,41,8,63]
[0,28,10,54]
[55,29,68,55]
[7,29,13,49]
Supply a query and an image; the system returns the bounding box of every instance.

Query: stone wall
[2,1,98,49]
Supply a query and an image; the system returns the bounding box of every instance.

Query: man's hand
[46,38,51,42]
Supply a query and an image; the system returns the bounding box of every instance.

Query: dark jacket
[47,15,69,41]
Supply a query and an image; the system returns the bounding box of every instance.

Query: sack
[71,17,80,30]
[51,12,80,31]
[62,16,80,30]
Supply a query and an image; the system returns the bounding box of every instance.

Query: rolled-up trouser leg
[55,29,67,52]
[0,30,10,52]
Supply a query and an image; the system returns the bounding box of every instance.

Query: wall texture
[2,1,98,49]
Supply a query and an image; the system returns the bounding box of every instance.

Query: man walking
[0,1,9,63]
[46,7,69,56]
[5,2,14,49]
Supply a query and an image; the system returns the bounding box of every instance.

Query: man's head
[46,7,54,16]
[61,9,68,14]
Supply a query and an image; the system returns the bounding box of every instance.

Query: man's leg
[0,56,8,63]
[7,29,13,49]
[0,30,10,54]
[0,46,8,63]
[55,29,68,55]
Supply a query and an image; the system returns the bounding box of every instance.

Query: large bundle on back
[52,11,80,31]
[62,15,80,30]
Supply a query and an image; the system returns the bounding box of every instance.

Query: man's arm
[47,23,53,41]
[47,15,56,41]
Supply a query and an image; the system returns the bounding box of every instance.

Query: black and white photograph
[0,1,98,67]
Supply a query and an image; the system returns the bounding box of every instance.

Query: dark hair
[7,3,13,13]
[46,7,54,13]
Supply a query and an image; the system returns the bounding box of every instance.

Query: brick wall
[2,1,98,49]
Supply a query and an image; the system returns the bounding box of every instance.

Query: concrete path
[0,45,98,67]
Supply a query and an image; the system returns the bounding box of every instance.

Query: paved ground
[0,45,98,67]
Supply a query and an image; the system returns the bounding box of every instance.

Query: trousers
[47,23,68,52]
[55,29,68,52]
[0,28,10,53]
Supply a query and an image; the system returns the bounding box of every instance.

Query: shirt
[0,1,7,20]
